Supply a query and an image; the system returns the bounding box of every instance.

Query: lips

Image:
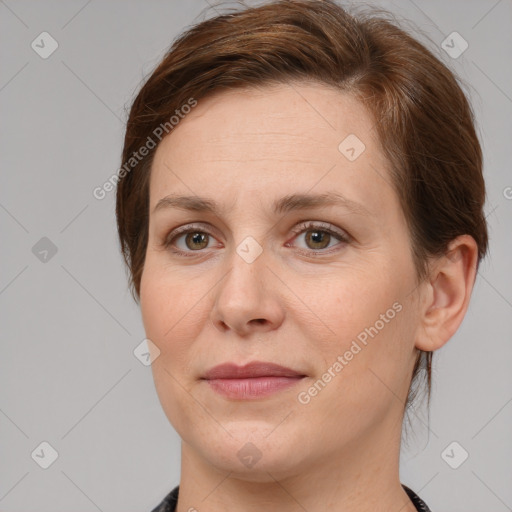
[202,361,305,379]
[202,361,306,400]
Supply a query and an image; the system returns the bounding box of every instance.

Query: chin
[193,424,310,481]
[208,449,304,483]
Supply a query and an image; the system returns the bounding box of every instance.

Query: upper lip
[202,361,306,380]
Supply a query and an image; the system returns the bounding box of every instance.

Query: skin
[139,81,478,512]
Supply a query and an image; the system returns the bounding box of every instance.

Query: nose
[209,248,285,337]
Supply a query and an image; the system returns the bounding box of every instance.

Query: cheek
[140,263,212,395]
[140,266,206,433]
[292,291,416,449]
[300,267,395,344]
[140,274,169,350]
[140,263,201,345]
[301,266,416,396]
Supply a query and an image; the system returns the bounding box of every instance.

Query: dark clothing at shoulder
[149,485,178,512]
[402,484,432,512]
[150,483,432,512]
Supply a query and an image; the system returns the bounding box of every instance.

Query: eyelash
[163,221,350,258]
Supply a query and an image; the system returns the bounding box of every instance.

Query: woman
[115,1,488,510]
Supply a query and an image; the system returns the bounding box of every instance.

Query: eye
[163,221,350,257]
[287,221,350,254]
[164,223,218,257]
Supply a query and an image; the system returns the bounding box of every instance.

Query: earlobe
[415,235,479,352]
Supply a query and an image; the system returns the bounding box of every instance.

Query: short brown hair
[116,0,488,415]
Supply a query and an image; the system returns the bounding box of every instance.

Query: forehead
[149,82,394,216]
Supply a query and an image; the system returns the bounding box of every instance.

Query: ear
[415,235,479,352]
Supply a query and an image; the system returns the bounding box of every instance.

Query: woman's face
[140,82,423,479]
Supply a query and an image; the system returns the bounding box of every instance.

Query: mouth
[201,361,307,400]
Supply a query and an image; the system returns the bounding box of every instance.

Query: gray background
[1,0,511,511]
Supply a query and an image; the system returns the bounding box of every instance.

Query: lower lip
[205,376,304,399]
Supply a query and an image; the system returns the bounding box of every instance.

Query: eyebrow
[152,191,371,217]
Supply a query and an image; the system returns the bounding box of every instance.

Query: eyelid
[166,222,214,239]
[289,220,350,242]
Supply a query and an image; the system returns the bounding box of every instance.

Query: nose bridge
[220,234,267,305]
[223,196,272,274]
[210,231,284,334]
